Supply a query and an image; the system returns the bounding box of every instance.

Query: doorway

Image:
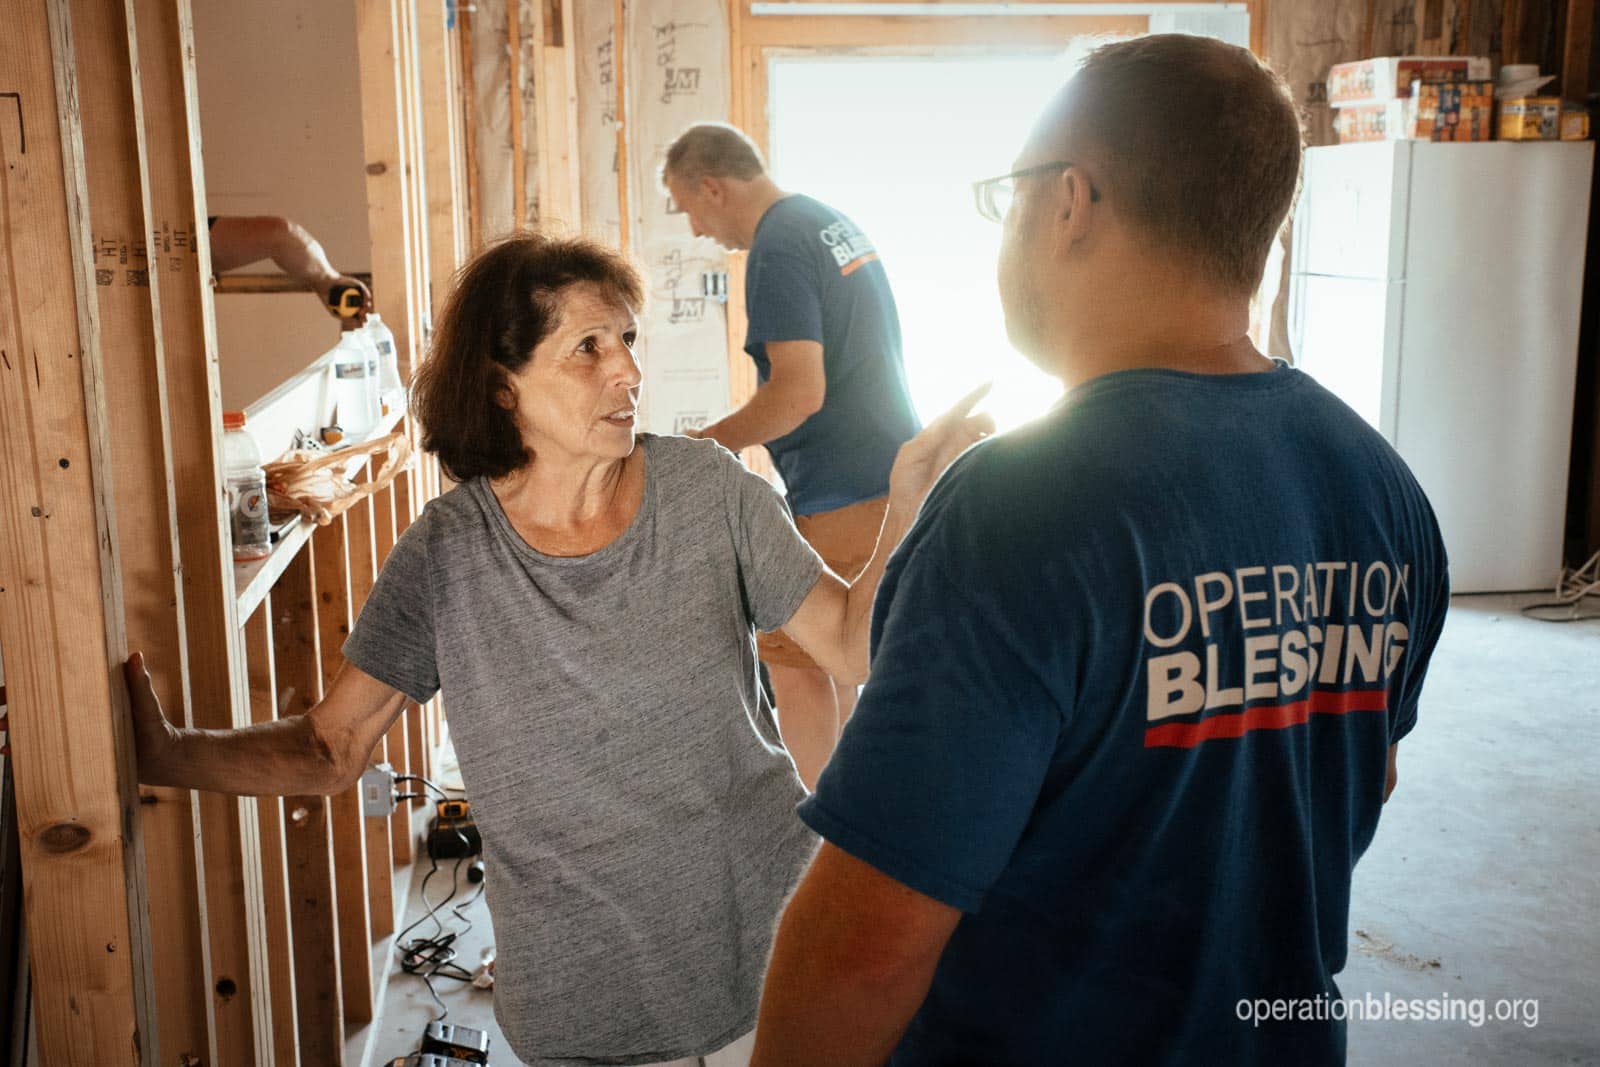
[767,50,1096,431]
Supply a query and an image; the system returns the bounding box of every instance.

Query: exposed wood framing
[356,0,425,382]
[130,0,276,1060]
[0,1,159,1061]
[418,0,470,311]
[4,0,456,1057]
[509,0,529,228]
[245,603,302,1066]
[372,481,419,865]
[399,0,434,355]
[1562,0,1592,101]
[272,546,344,1064]
[615,0,630,249]
[459,0,484,251]
[311,519,377,1023]
[344,490,397,942]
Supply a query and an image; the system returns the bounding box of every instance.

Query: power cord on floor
[1521,550,1600,623]
[395,799,486,1020]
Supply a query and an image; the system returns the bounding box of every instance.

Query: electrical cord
[396,773,455,800]
[1521,550,1600,623]
[394,796,485,1020]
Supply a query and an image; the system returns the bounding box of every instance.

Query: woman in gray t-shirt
[126,234,989,1066]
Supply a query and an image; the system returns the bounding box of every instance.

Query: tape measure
[327,282,367,321]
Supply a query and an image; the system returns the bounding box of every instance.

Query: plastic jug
[222,410,271,562]
[330,328,381,436]
[365,313,404,415]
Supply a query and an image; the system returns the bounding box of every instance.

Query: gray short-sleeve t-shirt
[343,434,824,1065]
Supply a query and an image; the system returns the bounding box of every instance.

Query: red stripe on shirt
[839,252,879,277]
[1143,688,1389,749]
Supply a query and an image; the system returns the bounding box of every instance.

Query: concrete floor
[364,593,1600,1066]
[359,854,510,1066]
[1341,593,1599,1065]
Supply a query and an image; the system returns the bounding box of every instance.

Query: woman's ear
[493,372,518,411]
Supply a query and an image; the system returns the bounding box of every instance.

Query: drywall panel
[626,0,732,435]
[193,0,375,411]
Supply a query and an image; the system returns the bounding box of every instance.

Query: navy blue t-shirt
[800,364,1449,1065]
[743,195,921,515]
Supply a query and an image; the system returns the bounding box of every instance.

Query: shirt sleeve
[342,513,440,704]
[722,447,825,632]
[1390,526,1450,744]
[799,542,1062,913]
[745,248,824,350]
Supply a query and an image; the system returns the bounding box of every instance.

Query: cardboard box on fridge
[1328,56,1492,106]
[1334,101,1410,143]
[1335,81,1494,143]
[1411,80,1494,141]
[1500,97,1562,141]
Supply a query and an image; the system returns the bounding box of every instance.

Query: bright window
[769,51,1097,432]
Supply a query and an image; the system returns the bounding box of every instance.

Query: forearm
[144,715,349,797]
[270,220,342,292]
[752,873,938,1065]
[701,382,818,452]
[839,502,914,680]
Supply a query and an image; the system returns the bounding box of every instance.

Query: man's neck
[734,178,788,248]
[1046,281,1270,389]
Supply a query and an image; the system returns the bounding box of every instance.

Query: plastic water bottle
[330,328,381,436]
[365,313,404,415]
[222,411,271,562]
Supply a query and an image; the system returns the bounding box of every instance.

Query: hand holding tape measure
[326,275,374,323]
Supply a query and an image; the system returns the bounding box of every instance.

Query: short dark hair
[661,122,765,187]
[412,233,644,482]
[1066,34,1302,293]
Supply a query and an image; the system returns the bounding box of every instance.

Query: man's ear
[1052,166,1096,258]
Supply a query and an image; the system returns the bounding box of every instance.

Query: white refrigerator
[1288,141,1595,593]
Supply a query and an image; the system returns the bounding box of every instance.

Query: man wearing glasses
[662,123,922,791]
[751,34,1448,1066]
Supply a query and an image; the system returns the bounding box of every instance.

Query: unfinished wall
[469,0,518,239]
[626,1,734,435]
[193,0,375,410]
[472,0,734,435]
[574,1,624,247]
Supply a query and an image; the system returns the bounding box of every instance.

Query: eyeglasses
[971,161,1099,223]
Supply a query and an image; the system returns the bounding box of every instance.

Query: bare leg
[767,663,842,791]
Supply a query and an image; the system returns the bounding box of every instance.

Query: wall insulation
[625,1,734,436]
[480,0,736,437]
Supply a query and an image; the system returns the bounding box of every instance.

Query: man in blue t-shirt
[750,35,1449,1067]
[663,123,922,789]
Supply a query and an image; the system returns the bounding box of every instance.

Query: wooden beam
[459,0,484,252]
[398,0,434,357]
[343,492,395,942]
[1562,0,1593,102]
[271,547,344,1065]
[509,0,528,228]
[312,519,376,1023]
[130,0,279,1061]
[65,0,223,1058]
[614,0,629,250]
[369,483,416,864]
[0,1,159,1061]
[356,0,423,382]
[244,601,301,1066]
[738,13,1145,47]
[418,0,468,314]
